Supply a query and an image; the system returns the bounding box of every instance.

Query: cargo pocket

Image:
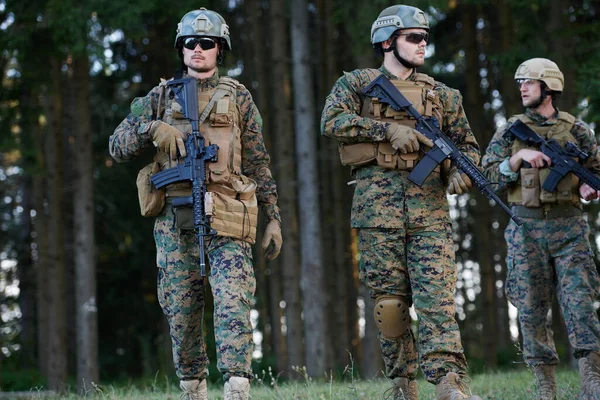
[339,143,377,167]
[376,142,399,170]
[398,152,419,170]
[136,161,166,217]
[520,168,540,207]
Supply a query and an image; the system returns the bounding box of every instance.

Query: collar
[378,65,417,81]
[524,107,560,125]
[185,70,220,90]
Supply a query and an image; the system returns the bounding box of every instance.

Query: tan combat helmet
[514,58,564,92]
[175,8,231,50]
[371,5,429,44]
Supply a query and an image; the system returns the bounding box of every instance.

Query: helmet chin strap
[383,37,419,69]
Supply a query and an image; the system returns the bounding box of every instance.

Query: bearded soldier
[482,58,600,400]
[109,8,282,400]
[321,4,481,400]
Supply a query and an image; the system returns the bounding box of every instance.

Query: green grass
[1,369,582,399]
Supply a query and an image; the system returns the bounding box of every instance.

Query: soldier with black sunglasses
[321,4,481,400]
[109,7,282,400]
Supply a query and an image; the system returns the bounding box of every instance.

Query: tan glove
[149,121,187,160]
[447,168,473,195]
[385,124,433,154]
[262,220,282,260]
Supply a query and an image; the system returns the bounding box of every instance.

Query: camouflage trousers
[358,224,468,384]
[154,205,256,381]
[505,216,600,365]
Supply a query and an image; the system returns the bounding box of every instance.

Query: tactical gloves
[385,124,433,154]
[447,168,473,195]
[262,220,282,260]
[149,121,187,160]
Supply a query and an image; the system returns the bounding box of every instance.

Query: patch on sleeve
[130,96,152,117]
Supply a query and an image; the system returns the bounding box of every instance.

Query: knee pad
[374,295,410,339]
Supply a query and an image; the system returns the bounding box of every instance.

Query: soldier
[321,5,481,400]
[109,8,282,400]
[482,58,600,400]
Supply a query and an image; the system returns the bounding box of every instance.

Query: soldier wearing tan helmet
[483,58,600,399]
[321,4,481,400]
[109,8,283,400]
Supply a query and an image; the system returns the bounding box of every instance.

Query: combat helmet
[371,5,429,44]
[175,8,231,50]
[514,58,564,92]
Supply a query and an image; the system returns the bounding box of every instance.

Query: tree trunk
[290,0,327,377]
[44,56,68,392]
[270,0,304,378]
[72,55,100,392]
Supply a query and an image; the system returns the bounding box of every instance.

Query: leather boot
[531,364,557,400]
[388,377,418,400]
[179,379,208,400]
[435,372,482,400]
[579,352,600,400]
[224,376,250,400]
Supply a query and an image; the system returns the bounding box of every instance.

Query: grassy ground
[1,368,582,399]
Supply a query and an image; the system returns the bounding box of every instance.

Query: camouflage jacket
[320,65,480,229]
[109,71,281,223]
[481,108,600,198]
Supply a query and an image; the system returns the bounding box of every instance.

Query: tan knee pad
[374,295,410,339]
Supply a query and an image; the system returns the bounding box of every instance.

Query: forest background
[1,0,599,394]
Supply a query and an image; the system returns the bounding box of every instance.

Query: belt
[511,205,582,219]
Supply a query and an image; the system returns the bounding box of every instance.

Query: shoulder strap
[198,77,238,125]
[413,73,435,88]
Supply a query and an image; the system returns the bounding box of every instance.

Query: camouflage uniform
[109,71,281,381]
[321,65,480,384]
[482,108,600,366]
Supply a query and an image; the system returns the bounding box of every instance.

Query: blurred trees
[0,0,599,392]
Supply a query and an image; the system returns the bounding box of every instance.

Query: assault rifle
[363,74,522,226]
[150,77,218,276]
[506,119,600,192]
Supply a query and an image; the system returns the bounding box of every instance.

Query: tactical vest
[158,76,258,243]
[338,69,443,171]
[507,112,580,207]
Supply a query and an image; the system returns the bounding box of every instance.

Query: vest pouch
[539,169,557,203]
[173,205,194,230]
[208,138,233,184]
[376,142,399,170]
[208,179,258,244]
[338,143,377,167]
[520,168,541,207]
[398,152,420,170]
[556,175,575,204]
[136,161,166,217]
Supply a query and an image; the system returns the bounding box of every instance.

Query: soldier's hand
[517,149,551,168]
[385,124,433,154]
[150,121,187,160]
[262,220,282,260]
[580,183,600,201]
[447,169,473,195]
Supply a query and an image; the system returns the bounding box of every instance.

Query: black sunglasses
[183,37,217,51]
[398,32,429,44]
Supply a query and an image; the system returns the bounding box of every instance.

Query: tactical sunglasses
[183,37,217,51]
[398,32,429,44]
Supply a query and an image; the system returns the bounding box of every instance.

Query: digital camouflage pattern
[109,71,279,380]
[321,65,479,385]
[155,205,255,380]
[482,108,600,366]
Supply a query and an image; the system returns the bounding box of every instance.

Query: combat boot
[435,372,482,400]
[224,376,250,400]
[531,364,557,400]
[383,377,418,400]
[579,351,600,400]
[179,379,208,400]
